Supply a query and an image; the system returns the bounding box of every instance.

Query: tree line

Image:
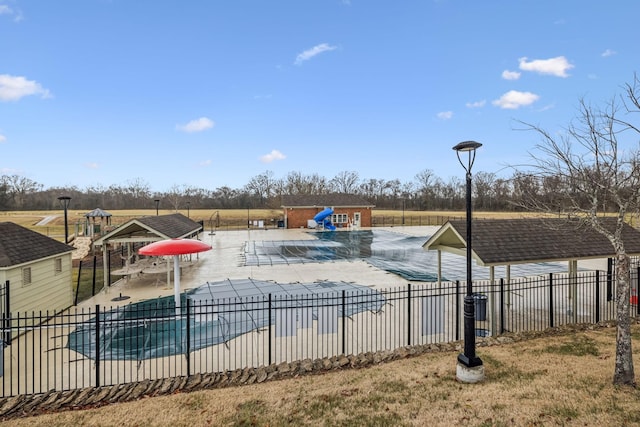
[0,168,577,213]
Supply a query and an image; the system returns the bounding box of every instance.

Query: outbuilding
[92,213,203,287]
[280,194,375,229]
[0,222,75,315]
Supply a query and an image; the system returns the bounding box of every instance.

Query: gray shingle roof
[84,208,112,218]
[281,194,374,208]
[424,217,640,266]
[137,213,202,238]
[0,222,74,268]
[93,213,203,246]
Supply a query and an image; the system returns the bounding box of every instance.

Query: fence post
[595,271,600,324]
[74,260,83,305]
[341,290,346,355]
[548,273,554,328]
[92,256,97,296]
[3,280,10,345]
[607,258,613,302]
[455,280,460,342]
[107,250,112,288]
[268,293,272,366]
[499,278,505,334]
[95,304,100,388]
[186,299,191,376]
[407,283,412,347]
[637,266,640,317]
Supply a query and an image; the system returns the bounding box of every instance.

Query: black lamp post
[57,196,71,244]
[452,140,484,383]
[154,199,160,216]
[186,201,191,218]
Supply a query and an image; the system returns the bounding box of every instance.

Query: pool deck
[81,226,438,309]
[79,224,608,310]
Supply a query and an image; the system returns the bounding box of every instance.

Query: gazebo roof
[85,208,112,218]
[92,213,202,247]
[423,217,640,267]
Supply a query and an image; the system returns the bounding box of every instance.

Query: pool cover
[244,229,575,281]
[67,279,385,361]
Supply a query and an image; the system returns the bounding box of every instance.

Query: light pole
[154,199,160,216]
[452,140,484,383]
[57,196,71,244]
[186,201,190,218]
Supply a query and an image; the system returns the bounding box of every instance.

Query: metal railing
[0,270,634,397]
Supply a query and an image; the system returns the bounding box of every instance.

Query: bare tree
[517,76,640,386]
[0,174,43,209]
[329,171,360,194]
[245,170,277,203]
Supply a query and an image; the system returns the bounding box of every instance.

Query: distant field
[0,208,537,241]
[1,209,532,228]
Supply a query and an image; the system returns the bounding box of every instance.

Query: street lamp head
[57,196,71,203]
[452,140,482,152]
[453,140,482,173]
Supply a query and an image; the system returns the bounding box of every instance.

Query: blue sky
[1,0,638,192]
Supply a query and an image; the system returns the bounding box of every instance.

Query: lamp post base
[456,356,485,383]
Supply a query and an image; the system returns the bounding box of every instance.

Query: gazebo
[423,217,640,331]
[92,213,203,288]
[84,208,112,238]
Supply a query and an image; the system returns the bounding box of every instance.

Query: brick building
[280,194,375,229]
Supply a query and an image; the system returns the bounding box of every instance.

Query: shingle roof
[281,194,374,208]
[424,217,640,266]
[93,213,203,246]
[0,222,74,268]
[84,208,112,218]
[137,213,202,238]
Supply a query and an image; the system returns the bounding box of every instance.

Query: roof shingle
[0,222,74,268]
[280,194,374,208]
[425,218,640,266]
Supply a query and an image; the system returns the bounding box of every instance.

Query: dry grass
[4,326,640,426]
[1,209,528,228]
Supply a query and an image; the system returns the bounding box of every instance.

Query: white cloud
[436,111,453,120]
[176,117,215,133]
[0,134,6,143]
[84,162,99,169]
[601,49,616,57]
[260,149,286,163]
[492,90,540,109]
[466,100,486,108]
[0,74,51,101]
[0,5,22,22]
[294,43,337,65]
[518,56,574,77]
[501,70,521,80]
[199,159,212,166]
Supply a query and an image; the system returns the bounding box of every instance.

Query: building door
[353,212,361,227]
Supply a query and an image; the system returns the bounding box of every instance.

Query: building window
[332,214,349,224]
[54,257,63,274]
[23,267,32,286]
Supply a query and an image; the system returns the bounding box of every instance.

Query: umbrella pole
[174,255,181,316]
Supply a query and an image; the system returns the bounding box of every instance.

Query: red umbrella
[139,239,212,313]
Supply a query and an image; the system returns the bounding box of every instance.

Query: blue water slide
[313,208,334,222]
[313,208,336,230]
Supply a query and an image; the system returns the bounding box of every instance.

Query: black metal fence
[0,270,636,397]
